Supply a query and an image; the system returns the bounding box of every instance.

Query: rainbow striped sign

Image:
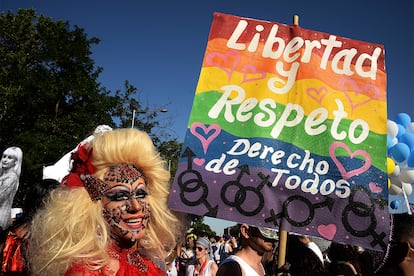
[168,12,389,251]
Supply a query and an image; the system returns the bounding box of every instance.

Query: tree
[189,215,216,238]
[112,81,183,180]
[158,139,183,180]
[1,8,112,180]
[0,8,182,207]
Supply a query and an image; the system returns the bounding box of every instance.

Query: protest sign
[168,12,389,251]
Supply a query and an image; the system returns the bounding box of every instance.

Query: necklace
[106,242,149,272]
[194,258,208,276]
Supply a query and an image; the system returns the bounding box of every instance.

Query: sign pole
[276,16,299,276]
[276,229,288,275]
[293,14,299,26]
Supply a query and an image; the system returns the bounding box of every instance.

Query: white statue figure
[0,146,23,231]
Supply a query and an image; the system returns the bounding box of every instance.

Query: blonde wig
[29,188,108,275]
[29,128,185,275]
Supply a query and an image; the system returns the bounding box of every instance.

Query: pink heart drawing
[329,142,372,180]
[339,78,380,112]
[306,86,328,104]
[206,50,240,82]
[369,182,383,193]
[241,64,266,84]
[194,158,205,166]
[318,224,337,240]
[190,122,221,154]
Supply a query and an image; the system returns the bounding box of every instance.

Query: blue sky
[2,0,413,235]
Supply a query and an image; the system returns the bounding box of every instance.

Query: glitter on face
[99,164,150,243]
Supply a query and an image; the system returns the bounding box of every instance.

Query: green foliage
[229,224,240,237]
[189,215,216,238]
[158,139,183,180]
[0,8,182,208]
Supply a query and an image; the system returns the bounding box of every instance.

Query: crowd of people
[171,222,413,276]
[0,126,413,275]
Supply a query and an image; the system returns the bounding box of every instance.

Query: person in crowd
[178,233,197,276]
[214,236,224,265]
[28,128,185,275]
[355,246,375,276]
[285,234,328,276]
[218,234,233,263]
[230,235,239,253]
[326,241,361,276]
[0,147,23,233]
[216,224,277,276]
[297,235,325,265]
[187,237,218,276]
[375,213,414,276]
[183,233,197,260]
[209,235,220,264]
[1,178,59,275]
[166,248,179,276]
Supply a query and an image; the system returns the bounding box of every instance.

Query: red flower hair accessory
[61,143,95,189]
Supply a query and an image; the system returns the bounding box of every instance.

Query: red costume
[1,228,27,274]
[65,242,165,276]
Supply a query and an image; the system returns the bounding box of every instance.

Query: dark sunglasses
[195,246,204,252]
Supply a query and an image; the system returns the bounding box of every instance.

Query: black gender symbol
[265,195,335,227]
[178,169,208,206]
[341,186,387,251]
[176,147,218,217]
[221,165,265,216]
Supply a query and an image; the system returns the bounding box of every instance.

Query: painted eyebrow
[104,185,130,193]
[105,183,147,193]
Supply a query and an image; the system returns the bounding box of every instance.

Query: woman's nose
[129,197,144,212]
